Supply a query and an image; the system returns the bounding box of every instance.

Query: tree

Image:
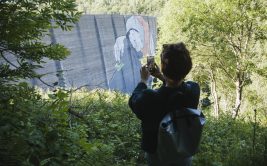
[158,0,267,117]
[76,0,167,16]
[0,1,98,165]
[0,0,81,84]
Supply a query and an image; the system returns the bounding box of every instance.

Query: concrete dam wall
[32,14,157,93]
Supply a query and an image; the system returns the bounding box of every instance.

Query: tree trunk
[233,73,243,119]
[210,69,220,118]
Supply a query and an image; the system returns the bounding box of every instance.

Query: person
[128,42,200,166]
[109,16,155,93]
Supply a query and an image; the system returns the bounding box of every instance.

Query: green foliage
[76,0,166,16]
[0,85,144,165]
[158,0,267,116]
[0,84,92,165]
[194,113,267,166]
[0,0,81,82]
[1,86,266,165]
[70,89,143,165]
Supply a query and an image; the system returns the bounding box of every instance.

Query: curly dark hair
[161,42,192,81]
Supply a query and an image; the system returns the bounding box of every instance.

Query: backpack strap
[166,82,193,110]
[166,91,184,131]
[166,90,184,110]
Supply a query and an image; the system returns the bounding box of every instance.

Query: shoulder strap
[166,91,184,110]
[166,82,193,109]
[166,91,183,131]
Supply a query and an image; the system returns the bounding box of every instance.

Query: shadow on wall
[31,14,157,93]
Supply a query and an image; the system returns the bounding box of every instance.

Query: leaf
[40,158,52,166]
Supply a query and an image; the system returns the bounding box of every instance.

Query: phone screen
[147,56,155,72]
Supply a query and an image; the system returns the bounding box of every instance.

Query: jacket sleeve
[128,82,152,120]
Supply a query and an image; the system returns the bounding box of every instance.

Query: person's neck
[165,78,183,88]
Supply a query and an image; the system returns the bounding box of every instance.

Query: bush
[1,84,266,165]
[0,83,92,166]
[71,89,144,165]
[194,112,267,166]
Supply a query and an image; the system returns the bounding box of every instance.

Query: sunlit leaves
[158,0,267,115]
[0,0,81,82]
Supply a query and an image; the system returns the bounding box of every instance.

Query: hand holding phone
[147,56,165,82]
[147,56,155,73]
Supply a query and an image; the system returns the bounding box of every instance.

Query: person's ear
[163,44,169,49]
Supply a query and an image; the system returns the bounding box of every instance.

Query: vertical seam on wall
[76,21,91,84]
[123,16,136,86]
[49,23,66,88]
[111,14,127,91]
[94,15,109,88]
[111,15,118,39]
[76,22,86,58]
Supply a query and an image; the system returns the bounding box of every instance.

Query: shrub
[1,85,266,165]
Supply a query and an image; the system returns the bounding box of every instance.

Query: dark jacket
[128,81,200,153]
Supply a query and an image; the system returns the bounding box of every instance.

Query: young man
[128,43,200,166]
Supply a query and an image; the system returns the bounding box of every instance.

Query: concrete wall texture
[32,14,157,93]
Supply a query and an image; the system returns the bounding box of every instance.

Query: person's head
[126,28,142,52]
[160,42,192,82]
[126,16,144,52]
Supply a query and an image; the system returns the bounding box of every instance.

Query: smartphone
[147,56,155,73]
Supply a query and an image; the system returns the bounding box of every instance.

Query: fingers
[149,63,159,74]
[140,65,148,73]
[140,65,150,83]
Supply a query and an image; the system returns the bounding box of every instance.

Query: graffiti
[110,16,155,93]
[6,15,157,91]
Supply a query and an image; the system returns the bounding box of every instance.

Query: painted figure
[110,16,155,93]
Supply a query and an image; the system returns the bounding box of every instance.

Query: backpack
[157,91,206,162]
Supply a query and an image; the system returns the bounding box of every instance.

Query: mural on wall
[110,16,155,93]
[8,15,157,93]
